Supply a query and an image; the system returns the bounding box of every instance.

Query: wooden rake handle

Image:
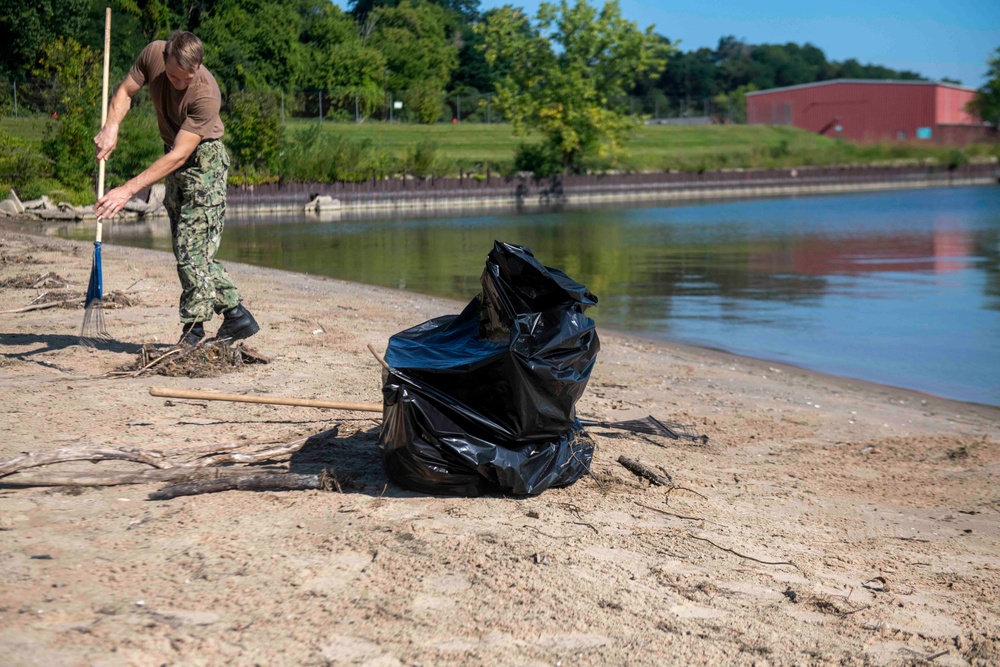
[149,387,383,413]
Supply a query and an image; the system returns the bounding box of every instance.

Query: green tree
[34,36,102,196]
[969,47,1000,128]
[297,0,386,115]
[370,0,459,123]
[225,90,284,174]
[0,0,91,79]
[712,83,757,123]
[349,0,478,22]
[198,0,303,91]
[479,0,669,172]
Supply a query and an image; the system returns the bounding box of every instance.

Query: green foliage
[225,90,285,173]
[407,138,440,177]
[280,123,393,181]
[350,0,479,23]
[402,82,447,125]
[34,36,101,194]
[199,0,303,91]
[513,142,562,177]
[969,47,1000,127]
[0,130,51,194]
[712,84,757,123]
[945,148,969,170]
[104,107,163,188]
[480,0,670,173]
[651,37,926,116]
[370,0,459,124]
[0,0,91,79]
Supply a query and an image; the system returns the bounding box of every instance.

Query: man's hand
[94,183,135,220]
[94,75,141,162]
[94,130,201,220]
[94,122,120,162]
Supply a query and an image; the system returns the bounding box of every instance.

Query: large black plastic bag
[378,241,601,496]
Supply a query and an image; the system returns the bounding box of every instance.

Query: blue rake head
[84,241,104,308]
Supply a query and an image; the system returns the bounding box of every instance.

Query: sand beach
[0,230,997,666]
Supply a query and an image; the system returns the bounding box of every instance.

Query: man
[94,31,258,346]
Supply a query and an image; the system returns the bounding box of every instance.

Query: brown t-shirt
[128,41,224,147]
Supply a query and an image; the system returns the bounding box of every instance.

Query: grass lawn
[288,119,540,164]
[0,115,50,143]
[294,120,861,170]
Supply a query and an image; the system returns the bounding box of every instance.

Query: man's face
[165,56,198,90]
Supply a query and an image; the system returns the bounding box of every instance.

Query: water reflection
[49,186,1000,405]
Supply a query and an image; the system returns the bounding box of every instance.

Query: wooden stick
[132,347,184,377]
[1,466,275,488]
[617,455,674,487]
[367,343,390,372]
[150,473,329,500]
[0,446,173,478]
[687,534,797,568]
[149,387,383,413]
[187,428,338,467]
[2,299,78,314]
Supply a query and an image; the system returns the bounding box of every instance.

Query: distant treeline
[0,0,935,123]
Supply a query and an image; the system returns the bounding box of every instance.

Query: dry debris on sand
[0,232,998,666]
[109,340,271,379]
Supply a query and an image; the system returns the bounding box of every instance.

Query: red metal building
[745,80,991,145]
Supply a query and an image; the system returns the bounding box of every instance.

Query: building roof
[744,78,976,97]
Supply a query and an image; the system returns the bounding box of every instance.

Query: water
[71,186,1000,406]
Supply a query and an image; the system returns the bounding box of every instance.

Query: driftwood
[1,299,77,314]
[186,432,330,467]
[0,446,174,477]
[0,428,339,491]
[617,455,674,487]
[1,466,283,488]
[150,472,332,500]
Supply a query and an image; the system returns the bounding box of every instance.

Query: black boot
[215,304,260,342]
[179,321,205,346]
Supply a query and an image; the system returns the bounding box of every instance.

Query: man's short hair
[163,31,204,72]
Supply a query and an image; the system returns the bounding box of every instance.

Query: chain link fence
[1,76,746,125]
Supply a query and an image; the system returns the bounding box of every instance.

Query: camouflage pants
[165,140,241,323]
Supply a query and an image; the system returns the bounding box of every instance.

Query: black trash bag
[378,241,601,496]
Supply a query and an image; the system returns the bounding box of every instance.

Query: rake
[578,416,708,443]
[80,7,112,347]
[146,388,707,441]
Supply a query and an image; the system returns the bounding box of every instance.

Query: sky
[476,0,1000,88]
[332,0,1000,88]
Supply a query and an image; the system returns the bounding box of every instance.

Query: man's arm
[94,129,202,219]
[94,75,142,161]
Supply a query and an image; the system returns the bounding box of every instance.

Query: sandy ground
[0,230,998,667]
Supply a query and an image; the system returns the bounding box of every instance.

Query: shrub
[104,106,162,188]
[408,139,439,177]
[279,124,393,182]
[0,130,51,195]
[514,141,562,177]
[34,37,101,194]
[225,90,284,175]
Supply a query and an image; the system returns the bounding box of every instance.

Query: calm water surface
[81,186,1000,405]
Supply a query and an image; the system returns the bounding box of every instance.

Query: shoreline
[5,163,997,222]
[7,209,999,411]
[1,231,998,666]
